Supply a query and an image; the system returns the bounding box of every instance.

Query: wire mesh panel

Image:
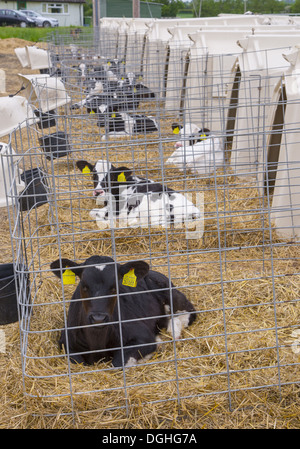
[2,26,300,425]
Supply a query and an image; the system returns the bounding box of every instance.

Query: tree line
[152,0,300,17]
[83,0,300,22]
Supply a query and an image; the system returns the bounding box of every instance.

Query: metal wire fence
[2,25,300,422]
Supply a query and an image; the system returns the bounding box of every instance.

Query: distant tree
[84,0,93,19]
[147,0,185,17]
[291,0,300,13]
[194,0,286,17]
[247,0,286,14]
[199,0,219,17]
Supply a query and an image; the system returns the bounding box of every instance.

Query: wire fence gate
[2,25,300,423]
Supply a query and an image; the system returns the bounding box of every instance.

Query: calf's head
[50,256,149,325]
[77,159,132,198]
[172,123,210,147]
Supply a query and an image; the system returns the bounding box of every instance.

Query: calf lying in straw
[51,255,196,366]
[77,159,201,230]
[167,123,224,175]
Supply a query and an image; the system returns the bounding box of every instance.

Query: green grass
[0,26,91,43]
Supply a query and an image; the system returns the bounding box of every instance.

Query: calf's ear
[50,258,84,279]
[172,123,182,134]
[114,166,132,183]
[76,160,94,174]
[119,261,149,287]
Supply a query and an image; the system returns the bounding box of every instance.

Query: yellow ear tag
[89,110,95,114]
[134,87,137,93]
[107,61,111,66]
[111,113,116,118]
[200,134,207,140]
[117,172,126,182]
[82,165,91,175]
[63,269,76,285]
[173,127,180,134]
[122,269,137,288]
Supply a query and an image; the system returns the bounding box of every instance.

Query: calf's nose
[88,313,109,325]
[93,189,105,197]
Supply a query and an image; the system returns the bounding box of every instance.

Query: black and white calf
[78,59,121,84]
[99,111,158,140]
[50,255,196,367]
[171,123,211,148]
[70,80,105,111]
[76,159,201,229]
[168,123,224,175]
[118,72,156,101]
[71,85,140,114]
[71,70,154,115]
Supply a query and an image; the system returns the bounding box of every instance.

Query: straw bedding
[0,39,299,429]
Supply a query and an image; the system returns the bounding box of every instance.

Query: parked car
[0,9,36,27]
[20,10,59,28]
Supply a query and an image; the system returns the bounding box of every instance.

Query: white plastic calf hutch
[269,46,300,241]
[230,34,300,178]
